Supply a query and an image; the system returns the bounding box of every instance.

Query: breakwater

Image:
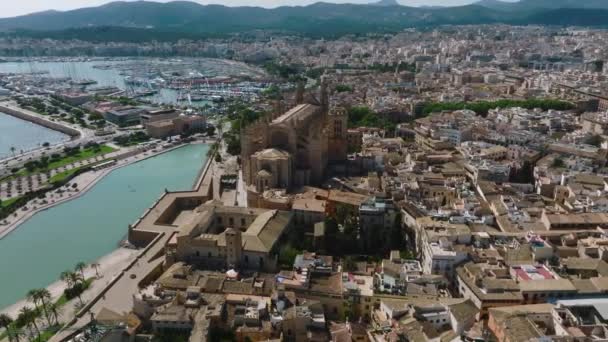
[0,105,81,138]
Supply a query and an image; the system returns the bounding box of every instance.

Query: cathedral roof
[257,169,272,178]
[272,103,319,125]
[254,148,291,159]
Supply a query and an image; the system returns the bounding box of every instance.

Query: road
[50,234,170,342]
[0,101,134,177]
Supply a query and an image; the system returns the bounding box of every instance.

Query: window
[335,120,342,137]
[229,217,234,226]
[241,218,246,226]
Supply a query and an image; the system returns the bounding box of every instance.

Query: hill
[476,0,608,11]
[0,1,512,35]
[0,0,606,40]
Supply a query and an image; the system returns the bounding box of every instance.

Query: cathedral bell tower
[327,106,348,162]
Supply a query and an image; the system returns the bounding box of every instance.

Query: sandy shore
[0,247,138,318]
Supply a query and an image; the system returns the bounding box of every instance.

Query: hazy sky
[0,0,507,18]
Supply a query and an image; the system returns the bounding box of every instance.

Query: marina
[0,58,269,107]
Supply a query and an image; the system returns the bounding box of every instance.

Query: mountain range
[0,0,606,40]
[475,0,608,11]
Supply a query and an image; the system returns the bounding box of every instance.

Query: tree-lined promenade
[421,98,575,117]
[0,261,97,342]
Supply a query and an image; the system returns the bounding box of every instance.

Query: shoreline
[0,140,212,316]
[0,101,92,165]
[0,141,209,240]
[0,246,139,317]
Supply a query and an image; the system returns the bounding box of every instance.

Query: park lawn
[18,145,116,177]
[46,145,116,170]
[1,196,22,208]
[48,167,84,184]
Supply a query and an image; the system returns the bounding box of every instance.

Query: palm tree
[75,262,87,280]
[18,306,39,341]
[0,313,14,342]
[60,270,74,288]
[25,289,42,317]
[47,301,62,326]
[10,146,16,157]
[62,271,85,305]
[91,262,101,278]
[37,288,53,327]
[69,272,83,287]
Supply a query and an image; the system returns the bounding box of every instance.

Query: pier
[0,102,82,138]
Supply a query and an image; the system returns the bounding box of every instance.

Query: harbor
[0,57,270,107]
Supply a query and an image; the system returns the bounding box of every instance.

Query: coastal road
[0,100,132,175]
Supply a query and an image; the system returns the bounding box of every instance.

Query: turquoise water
[0,112,70,158]
[0,143,209,310]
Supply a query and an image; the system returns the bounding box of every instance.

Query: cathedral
[241,78,349,207]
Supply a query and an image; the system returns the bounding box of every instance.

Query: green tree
[47,302,61,326]
[37,289,53,327]
[27,289,52,327]
[335,84,353,93]
[18,306,39,341]
[422,98,575,117]
[75,262,87,280]
[25,290,42,320]
[60,270,74,288]
[278,244,300,268]
[0,313,15,342]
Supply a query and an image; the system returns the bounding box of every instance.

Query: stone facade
[241,79,348,206]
